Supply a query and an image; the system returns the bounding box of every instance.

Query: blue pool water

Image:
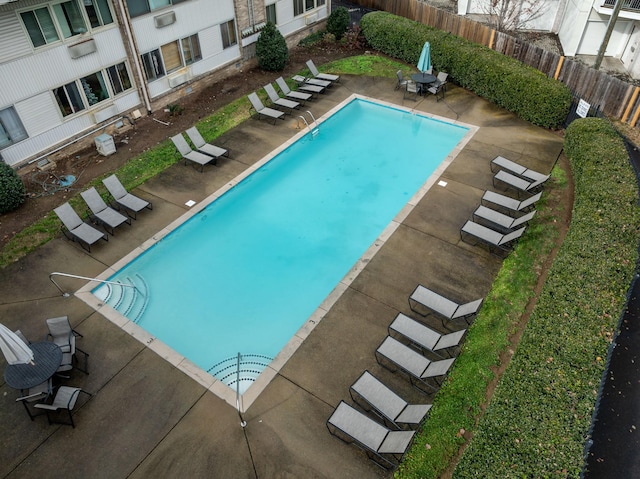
[93,98,469,388]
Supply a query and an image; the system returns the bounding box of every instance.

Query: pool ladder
[297,111,319,138]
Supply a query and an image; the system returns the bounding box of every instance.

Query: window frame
[266,3,277,25]
[107,62,133,95]
[293,0,324,16]
[0,107,28,150]
[53,81,86,118]
[126,0,189,18]
[220,19,237,49]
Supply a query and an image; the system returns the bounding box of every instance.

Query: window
[0,107,28,149]
[266,4,277,24]
[83,0,113,28]
[221,20,237,49]
[52,1,87,38]
[161,41,181,73]
[126,0,188,18]
[54,82,85,117]
[293,0,303,16]
[141,49,165,81]
[21,8,59,47]
[80,72,109,106]
[181,34,201,65]
[107,63,132,95]
[293,0,323,16]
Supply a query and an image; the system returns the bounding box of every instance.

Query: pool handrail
[49,271,136,297]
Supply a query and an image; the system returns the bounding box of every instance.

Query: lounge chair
[306,59,340,82]
[472,205,536,231]
[54,202,108,252]
[275,76,313,102]
[263,83,300,112]
[185,126,229,163]
[493,170,547,195]
[481,190,542,213]
[326,400,415,470]
[349,370,432,429]
[291,75,328,94]
[408,285,483,325]
[388,313,466,357]
[395,70,408,90]
[102,174,152,220]
[491,156,549,184]
[34,386,92,428]
[375,336,456,393]
[460,220,526,255]
[171,133,218,172]
[80,187,131,235]
[247,92,285,124]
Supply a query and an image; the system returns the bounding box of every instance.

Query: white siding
[16,92,62,137]
[0,9,32,64]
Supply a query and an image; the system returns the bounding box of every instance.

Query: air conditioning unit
[305,13,318,25]
[93,104,119,123]
[68,38,96,59]
[168,72,188,88]
[154,11,176,28]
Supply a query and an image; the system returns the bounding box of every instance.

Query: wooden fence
[348,0,640,126]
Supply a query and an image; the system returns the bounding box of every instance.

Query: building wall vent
[68,39,97,59]
[305,13,318,25]
[93,104,119,123]
[168,72,188,88]
[154,11,176,28]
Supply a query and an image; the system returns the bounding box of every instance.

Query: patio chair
[349,370,432,429]
[45,316,89,374]
[408,285,483,326]
[395,70,408,90]
[481,190,542,213]
[306,59,340,82]
[185,126,229,163]
[472,205,536,232]
[80,187,131,235]
[460,220,526,255]
[263,83,300,112]
[403,81,419,101]
[171,133,218,172]
[493,170,547,195]
[426,71,448,101]
[247,92,285,124]
[34,386,92,428]
[292,75,329,93]
[102,174,153,220]
[326,400,416,470]
[375,336,456,394]
[388,313,466,358]
[16,378,53,421]
[490,156,549,184]
[54,202,108,252]
[275,76,313,102]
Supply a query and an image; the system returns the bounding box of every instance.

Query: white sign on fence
[576,99,590,118]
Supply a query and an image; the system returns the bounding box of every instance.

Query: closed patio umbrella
[0,323,34,365]
[417,41,432,73]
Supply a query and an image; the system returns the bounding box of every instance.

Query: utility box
[95,133,116,156]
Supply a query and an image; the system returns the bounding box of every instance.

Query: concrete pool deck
[0,75,563,478]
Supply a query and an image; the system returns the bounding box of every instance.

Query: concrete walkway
[0,75,563,478]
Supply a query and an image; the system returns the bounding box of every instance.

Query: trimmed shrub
[0,162,25,214]
[327,6,350,40]
[256,22,288,71]
[360,11,571,129]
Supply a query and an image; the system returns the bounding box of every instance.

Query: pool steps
[98,274,149,323]
[208,353,273,389]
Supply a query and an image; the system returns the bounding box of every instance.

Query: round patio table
[4,342,62,390]
[411,73,436,94]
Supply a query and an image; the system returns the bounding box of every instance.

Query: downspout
[115,0,152,114]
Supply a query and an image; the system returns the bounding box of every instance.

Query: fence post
[622,86,640,123]
[554,56,564,80]
[489,29,495,49]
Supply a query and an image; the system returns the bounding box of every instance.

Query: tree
[482,0,548,33]
[256,22,288,72]
[0,161,25,214]
[327,6,350,40]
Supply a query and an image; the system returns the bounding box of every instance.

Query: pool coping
[75,93,478,412]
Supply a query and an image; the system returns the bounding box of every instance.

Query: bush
[327,6,350,40]
[360,11,572,129]
[256,22,288,71]
[0,162,25,214]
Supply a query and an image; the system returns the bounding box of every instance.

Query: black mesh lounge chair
[291,75,327,94]
[248,92,285,124]
[493,170,547,195]
[102,174,152,220]
[472,205,536,232]
[460,220,526,255]
[481,190,542,213]
[185,126,229,163]
[34,386,92,428]
[326,400,416,470]
[80,187,131,235]
[490,156,549,184]
[263,83,300,112]
[46,316,89,374]
[388,313,466,358]
[275,77,313,102]
[306,59,340,82]
[375,336,456,394]
[54,202,108,252]
[349,370,432,429]
[408,285,483,326]
[171,133,218,172]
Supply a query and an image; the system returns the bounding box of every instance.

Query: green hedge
[360,11,571,129]
[452,118,640,477]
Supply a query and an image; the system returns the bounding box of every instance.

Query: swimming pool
[79,95,475,408]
